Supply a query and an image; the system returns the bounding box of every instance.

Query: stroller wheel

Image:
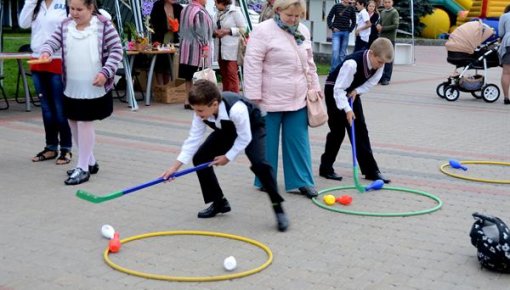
[436,82,448,98]
[444,86,460,101]
[482,84,500,103]
[471,91,483,99]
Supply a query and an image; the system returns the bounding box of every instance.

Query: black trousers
[192,123,284,205]
[381,40,395,82]
[319,85,379,176]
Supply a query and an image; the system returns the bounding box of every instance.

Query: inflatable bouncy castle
[421,0,507,39]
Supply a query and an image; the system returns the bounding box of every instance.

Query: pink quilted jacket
[243,19,321,112]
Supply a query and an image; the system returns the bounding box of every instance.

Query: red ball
[336,195,352,205]
[109,232,122,253]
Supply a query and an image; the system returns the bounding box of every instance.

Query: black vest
[202,92,264,131]
[325,50,377,93]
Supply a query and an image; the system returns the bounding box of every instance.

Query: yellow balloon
[323,194,336,206]
[455,0,472,11]
[420,8,451,39]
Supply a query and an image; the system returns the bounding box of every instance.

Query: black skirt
[179,63,199,81]
[64,91,113,121]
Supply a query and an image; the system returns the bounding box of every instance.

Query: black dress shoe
[65,168,90,185]
[67,163,99,176]
[319,172,343,181]
[275,212,289,232]
[504,99,510,105]
[197,199,231,218]
[365,172,391,184]
[380,79,390,86]
[298,186,318,198]
[89,163,99,174]
[184,104,193,110]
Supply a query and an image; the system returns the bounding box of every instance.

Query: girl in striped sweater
[39,0,123,185]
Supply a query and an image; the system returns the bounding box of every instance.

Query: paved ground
[1,46,510,290]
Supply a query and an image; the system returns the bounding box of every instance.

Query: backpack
[470,212,510,273]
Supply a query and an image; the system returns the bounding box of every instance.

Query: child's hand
[40,52,51,60]
[211,155,229,166]
[161,168,176,181]
[346,111,355,126]
[93,73,107,87]
[161,163,182,181]
[347,90,357,99]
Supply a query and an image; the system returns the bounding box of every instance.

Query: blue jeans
[330,31,350,73]
[32,71,72,151]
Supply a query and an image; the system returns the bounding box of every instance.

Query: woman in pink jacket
[243,0,321,198]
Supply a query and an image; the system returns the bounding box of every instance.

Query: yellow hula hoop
[103,230,273,282]
[439,160,510,184]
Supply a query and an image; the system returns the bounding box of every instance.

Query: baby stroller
[436,20,501,102]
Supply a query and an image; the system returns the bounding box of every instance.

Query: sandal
[32,148,58,162]
[56,150,72,165]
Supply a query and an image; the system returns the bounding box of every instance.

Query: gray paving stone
[1,46,510,289]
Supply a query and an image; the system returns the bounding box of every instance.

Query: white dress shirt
[177,101,252,164]
[333,51,383,112]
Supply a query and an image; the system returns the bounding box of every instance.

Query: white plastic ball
[101,224,115,240]
[223,256,237,271]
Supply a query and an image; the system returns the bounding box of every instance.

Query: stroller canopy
[445,20,495,54]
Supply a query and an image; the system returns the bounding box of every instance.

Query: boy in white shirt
[162,80,289,232]
[354,0,371,52]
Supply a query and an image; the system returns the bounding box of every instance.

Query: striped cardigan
[179,1,213,67]
[40,15,123,94]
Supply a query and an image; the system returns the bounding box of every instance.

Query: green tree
[394,0,434,37]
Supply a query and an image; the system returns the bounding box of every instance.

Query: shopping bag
[192,57,217,84]
[306,90,328,127]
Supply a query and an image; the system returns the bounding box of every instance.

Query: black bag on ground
[470,212,510,273]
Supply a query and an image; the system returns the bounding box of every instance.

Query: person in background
[178,0,214,110]
[244,0,320,199]
[376,0,398,85]
[319,38,393,184]
[367,0,380,48]
[353,0,371,52]
[38,0,123,185]
[326,0,356,73]
[150,0,183,85]
[162,80,289,232]
[259,0,275,22]
[213,0,245,93]
[499,4,510,104]
[19,0,73,165]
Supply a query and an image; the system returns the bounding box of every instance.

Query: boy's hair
[273,0,306,18]
[370,38,394,63]
[188,80,222,106]
[505,4,510,13]
[216,0,233,5]
[356,0,367,6]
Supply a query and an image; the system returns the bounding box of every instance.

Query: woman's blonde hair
[273,0,307,18]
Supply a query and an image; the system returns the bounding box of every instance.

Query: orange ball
[336,195,352,205]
